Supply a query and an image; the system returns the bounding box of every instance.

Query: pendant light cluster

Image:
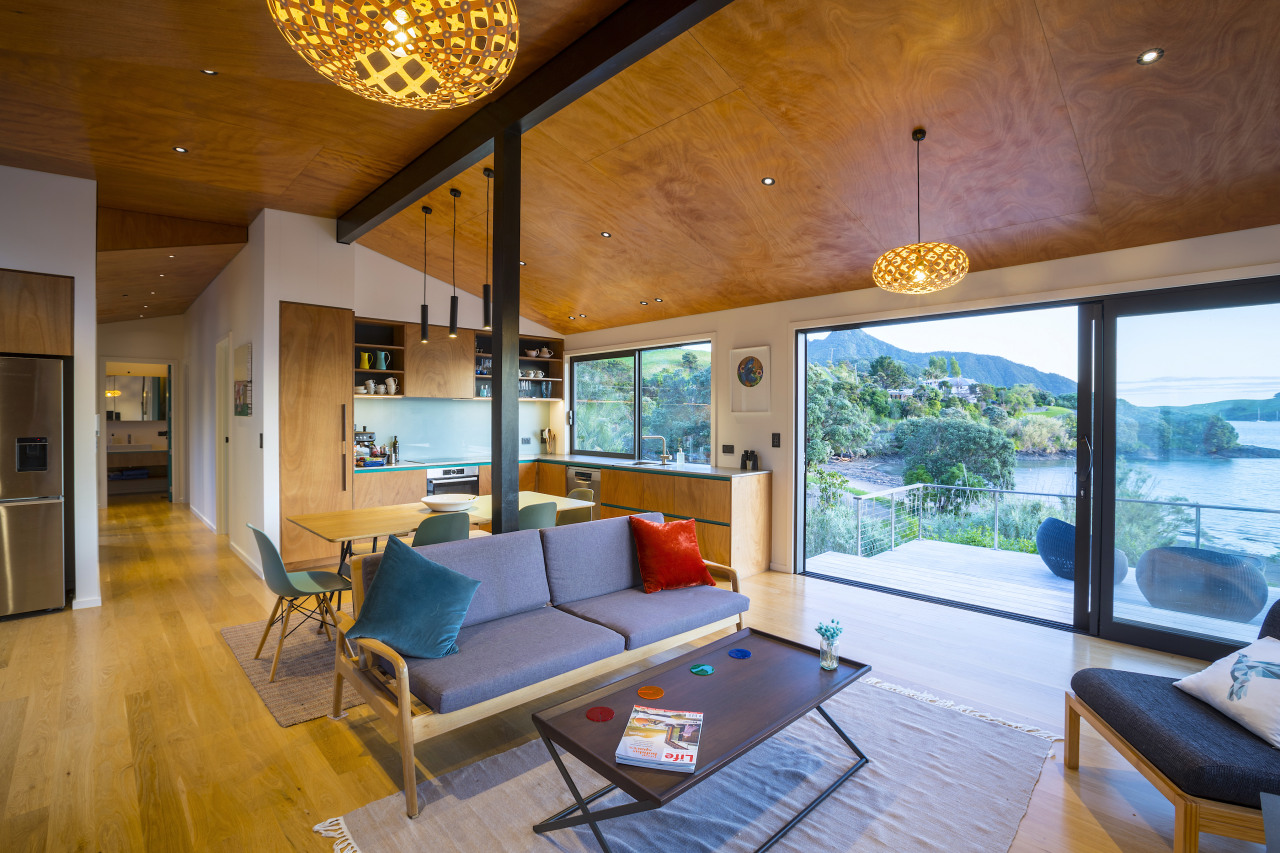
[872,128,969,295]
[418,168,498,344]
[265,0,520,111]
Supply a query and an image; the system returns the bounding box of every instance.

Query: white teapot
[386,377,398,395]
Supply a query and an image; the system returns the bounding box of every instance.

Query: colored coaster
[585,706,615,723]
[727,648,752,659]
[690,664,715,676]
[637,685,665,700]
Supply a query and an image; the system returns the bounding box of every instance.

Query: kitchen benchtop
[353,454,769,479]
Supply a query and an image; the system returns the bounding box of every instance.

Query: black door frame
[1095,274,1280,660]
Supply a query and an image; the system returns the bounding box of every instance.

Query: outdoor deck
[806,538,1278,642]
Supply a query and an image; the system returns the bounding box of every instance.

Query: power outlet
[772,433,781,448]
[722,444,734,455]
[521,437,531,445]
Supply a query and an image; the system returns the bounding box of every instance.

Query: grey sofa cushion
[360,529,549,628]
[404,607,625,713]
[540,512,663,605]
[557,586,749,650]
[1072,668,1280,808]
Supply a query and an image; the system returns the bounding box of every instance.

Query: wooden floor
[808,539,1276,642]
[0,496,1264,851]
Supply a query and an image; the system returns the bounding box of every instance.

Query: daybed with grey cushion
[331,513,750,817]
[1065,599,1280,852]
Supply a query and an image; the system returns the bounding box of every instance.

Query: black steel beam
[490,125,522,534]
[335,0,736,243]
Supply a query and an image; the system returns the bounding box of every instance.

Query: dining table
[286,490,597,570]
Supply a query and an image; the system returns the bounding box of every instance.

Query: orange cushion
[629,516,715,594]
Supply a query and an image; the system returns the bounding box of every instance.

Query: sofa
[1065,599,1280,851]
[331,512,751,817]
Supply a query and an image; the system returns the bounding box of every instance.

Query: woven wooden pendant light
[872,128,968,294]
[266,0,519,110]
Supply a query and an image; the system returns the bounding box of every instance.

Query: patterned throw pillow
[1174,636,1280,747]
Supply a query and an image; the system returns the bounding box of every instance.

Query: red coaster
[585,706,615,723]
[637,685,664,700]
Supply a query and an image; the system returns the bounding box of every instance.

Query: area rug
[220,605,365,727]
[314,678,1057,853]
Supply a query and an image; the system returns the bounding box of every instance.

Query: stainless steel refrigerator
[0,357,65,616]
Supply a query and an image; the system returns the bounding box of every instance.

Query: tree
[983,404,1008,426]
[894,417,1016,488]
[805,363,872,465]
[869,355,911,390]
[1056,392,1078,410]
[924,355,948,380]
[1202,414,1239,453]
[948,356,961,377]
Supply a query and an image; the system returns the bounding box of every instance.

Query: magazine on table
[614,705,703,772]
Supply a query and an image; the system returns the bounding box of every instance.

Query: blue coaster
[727,648,751,659]
[690,664,715,676]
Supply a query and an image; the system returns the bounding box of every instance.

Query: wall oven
[426,465,479,495]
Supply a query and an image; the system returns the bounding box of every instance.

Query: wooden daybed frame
[1065,690,1265,853]
[332,556,745,818]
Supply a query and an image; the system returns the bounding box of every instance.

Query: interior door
[1096,278,1280,659]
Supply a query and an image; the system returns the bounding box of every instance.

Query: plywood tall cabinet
[280,301,354,565]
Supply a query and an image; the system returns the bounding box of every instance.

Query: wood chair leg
[253,596,284,660]
[1064,693,1081,770]
[1174,799,1200,853]
[317,594,335,642]
[268,601,294,683]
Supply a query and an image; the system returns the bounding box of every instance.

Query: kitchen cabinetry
[280,302,354,565]
[353,319,404,396]
[403,323,475,398]
[354,469,427,509]
[0,269,73,356]
[535,461,566,496]
[473,334,563,400]
[476,461,537,495]
[599,469,771,575]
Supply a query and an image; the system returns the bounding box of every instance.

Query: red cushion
[629,516,714,594]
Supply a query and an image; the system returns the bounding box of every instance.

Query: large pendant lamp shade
[872,128,968,295]
[265,0,520,111]
[419,205,431,343]
[448,187,461,338]
[482,167,493,330]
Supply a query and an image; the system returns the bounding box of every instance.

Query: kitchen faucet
[641,435,672,464]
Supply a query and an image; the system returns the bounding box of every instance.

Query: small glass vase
[819,638,839,671]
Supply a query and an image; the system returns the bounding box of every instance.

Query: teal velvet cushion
[346,537,481,659]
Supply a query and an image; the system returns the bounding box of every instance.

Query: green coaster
[690,664,714,676]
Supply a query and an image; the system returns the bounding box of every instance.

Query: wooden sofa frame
[332,556,745,818]
[1064,690,1265,853]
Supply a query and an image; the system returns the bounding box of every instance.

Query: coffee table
[532,628,872,853]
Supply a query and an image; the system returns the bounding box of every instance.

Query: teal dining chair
[248,524,352,682]
[556,488,594,526]
[411,512,471,547]
[518,501,558,531]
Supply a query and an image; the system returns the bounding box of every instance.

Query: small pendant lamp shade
[448,187,461,338]
[482,284,491,329]
[873,128,968,295]
[482,167,493,330]
[265,0,520,111]
[420,204,431,343]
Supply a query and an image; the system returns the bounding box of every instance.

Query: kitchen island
[353,454,772,574]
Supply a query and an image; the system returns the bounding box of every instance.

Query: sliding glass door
[1098,280,1280,658]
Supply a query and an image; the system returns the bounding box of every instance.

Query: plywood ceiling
[3,1,1279,332]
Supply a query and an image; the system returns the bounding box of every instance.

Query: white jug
[386,377,398,395]
[364,379,376,395]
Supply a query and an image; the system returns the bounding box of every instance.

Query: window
[571,342,712,463]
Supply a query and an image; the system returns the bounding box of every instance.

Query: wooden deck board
[806,539,1276,642]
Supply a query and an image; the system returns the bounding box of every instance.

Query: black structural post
[490,124,522,534]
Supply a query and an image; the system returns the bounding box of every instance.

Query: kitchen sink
[625,460,667,466]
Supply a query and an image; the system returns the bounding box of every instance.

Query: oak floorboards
[0,495,1264,851]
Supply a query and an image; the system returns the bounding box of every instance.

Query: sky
[809,303,1280,407]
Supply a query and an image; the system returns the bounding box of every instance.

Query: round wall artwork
[737,356,764,387]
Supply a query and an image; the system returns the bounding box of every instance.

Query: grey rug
[220,604,365,727]
[315,679,1055,852]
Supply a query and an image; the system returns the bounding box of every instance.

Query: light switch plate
[722,444,734,455]
[772,433,781,448]
[521,437,532,445]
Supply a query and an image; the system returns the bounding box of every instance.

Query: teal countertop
[354,453,770,480]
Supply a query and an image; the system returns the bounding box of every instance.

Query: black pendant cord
[448,187,461,337]
[483,168,493,330]
[420,204,431,343]
[916,136,922,244]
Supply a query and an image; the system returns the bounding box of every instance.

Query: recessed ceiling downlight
[761,177,776,185]
[172,146,188,153]
[1137,48,1165,65]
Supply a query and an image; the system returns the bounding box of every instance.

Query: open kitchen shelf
[473,334,564,401]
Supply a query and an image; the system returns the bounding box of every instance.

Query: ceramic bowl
[525,349,539,357]
[355,387,368,394]
[421,494,477,512]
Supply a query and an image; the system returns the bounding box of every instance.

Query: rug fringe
[863,676,1061,742]
[314,816,363,853]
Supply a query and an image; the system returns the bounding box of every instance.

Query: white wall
[563,224,1280,572]
[0,166,100,608]
[185,209,558,575]
[98,316,189,505]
